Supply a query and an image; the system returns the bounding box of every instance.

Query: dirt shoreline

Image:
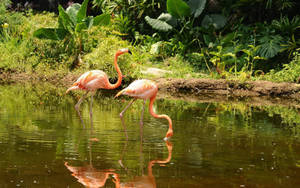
[1,72,300,105]
[155,78,300,99]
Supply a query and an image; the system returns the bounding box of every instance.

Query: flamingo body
[116,79,158,99]
[115,79,173,140]
[66,48,131,111]
[66,70,110,93]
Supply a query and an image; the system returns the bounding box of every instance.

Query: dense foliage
[1,0,300,82]
[91,0,300,79]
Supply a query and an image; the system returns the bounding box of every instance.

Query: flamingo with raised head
[66,48,132,112]
[115,79,173,140]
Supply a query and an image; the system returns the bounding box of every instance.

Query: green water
[0,83,299,187]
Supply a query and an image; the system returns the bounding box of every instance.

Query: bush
[264,49,300,82]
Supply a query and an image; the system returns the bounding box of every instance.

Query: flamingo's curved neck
[149,95,173,138]
[108,54,122,89]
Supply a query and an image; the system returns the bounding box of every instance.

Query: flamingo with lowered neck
[66,48,132,111]
[115,79,173,140]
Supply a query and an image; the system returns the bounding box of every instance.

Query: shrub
[264,49,300,82]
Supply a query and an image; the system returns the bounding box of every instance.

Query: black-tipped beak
[128,50,132,55]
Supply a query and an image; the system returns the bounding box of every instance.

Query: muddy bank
[155,78,300,100]
[1,72,300,104]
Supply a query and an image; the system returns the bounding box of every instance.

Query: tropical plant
[257,34,284,59]
[33,0,111,68]
[145,0,227,55]
[265,48,300,82]
[272,15,300,35]
[93,0,165,40]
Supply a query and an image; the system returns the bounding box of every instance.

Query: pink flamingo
[66,48,132,111]
[115,79,173,140]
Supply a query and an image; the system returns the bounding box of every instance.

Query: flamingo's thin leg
[140,99,146,142]
[89,92,95,126]
[75,91,89,128]
[119,98,137,118]
[120,116,128,140]
[140,99,146,126]
[75,91,89,111]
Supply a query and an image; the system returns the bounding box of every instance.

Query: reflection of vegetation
[0,84,299,186]
[158,98,300,139]
[260,106,300,126]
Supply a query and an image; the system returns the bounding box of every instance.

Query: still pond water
[0,83,299,187]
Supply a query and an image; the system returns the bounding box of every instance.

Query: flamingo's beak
[128,49,132,55]
[114,89,125,98]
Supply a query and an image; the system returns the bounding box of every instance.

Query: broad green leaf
[257,35,283,58]
[66,3,81,25]
[58,5,74,31]
[167,0,191,18]
[145,16,173,32]
[188,0,206,18]
[157,13,173,22]
[158,13,177,27]
[94,14,111,26]
[33,28,68,40]
[77,0,89,23]
[201,14,227,30]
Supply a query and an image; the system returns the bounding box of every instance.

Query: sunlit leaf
[66,3,81,25]
[77,0,89,23]
[167,0,191,18]
[145,16,173,32]
[94,14,111,26]
[58,5,74,31]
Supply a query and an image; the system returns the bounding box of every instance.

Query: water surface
[0,83,299,187]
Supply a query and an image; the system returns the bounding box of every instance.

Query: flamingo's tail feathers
[114,89,126,98]
[66,86,79,94]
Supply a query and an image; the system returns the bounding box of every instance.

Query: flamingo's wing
[70,70,109,90]
[115,79,158,99]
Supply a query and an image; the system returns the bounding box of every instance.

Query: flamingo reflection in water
[65,118,173,188]
[119,141,173,188]
[65,161,120,188]
[65,110,120,187]
[119,118,173,188]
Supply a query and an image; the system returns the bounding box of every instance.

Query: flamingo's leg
[140,99,146,126]
[120,116,128,140]
[89,91,95,123]
[75,90,89,111]
[119,98,137,118]
[75,91,89,128]
[139,99,146,142]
